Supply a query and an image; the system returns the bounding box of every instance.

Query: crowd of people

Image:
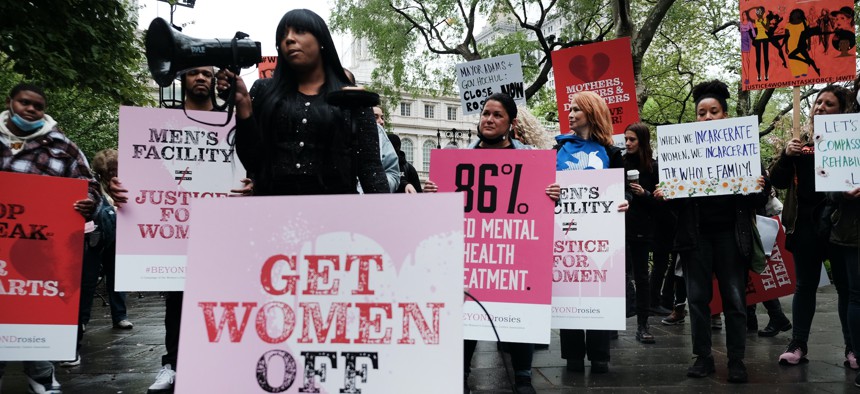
[1,7,859,394]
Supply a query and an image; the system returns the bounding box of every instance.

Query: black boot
[636,323,655,344]
[758,309,791,337]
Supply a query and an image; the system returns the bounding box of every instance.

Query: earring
[320,45,325,50]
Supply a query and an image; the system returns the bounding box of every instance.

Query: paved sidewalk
[1,286,857,393]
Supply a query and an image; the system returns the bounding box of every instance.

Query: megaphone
[145,17,262,87]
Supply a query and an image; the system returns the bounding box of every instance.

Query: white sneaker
[26,367,62,394]
[113,320,133,330]
[147,364,176,394]
[58,354,81,368]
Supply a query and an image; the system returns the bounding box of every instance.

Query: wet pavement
[1,286,857,393]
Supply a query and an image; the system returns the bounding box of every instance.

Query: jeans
[464,340,533,376]
[682,230,748,360]
[101,243,128,323]
[76,238,103,352]
[559,329,610,362]
[789,213,849,344]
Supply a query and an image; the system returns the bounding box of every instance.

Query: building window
[447,106,458,121]
[402,138,414,164]
[400,102,411,117]
[422,140,435,171]
[424,104,435,119]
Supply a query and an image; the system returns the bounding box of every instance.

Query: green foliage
[0,0,152,106]
[0,0,155,159]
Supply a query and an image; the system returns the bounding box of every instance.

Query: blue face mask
[10,111,45,132]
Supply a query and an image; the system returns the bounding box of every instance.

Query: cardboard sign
[116,106,246,291]
[740,0,856,90]
[430,149,555,343]
[258,55,277,79]
[814,113,860,191]
[657,116,763,198]
[176,194,464,393]
[551,169,626,330]
[456,54,525,115]
[710,216,796,313]
[0,172,85,360]
[551,37,640,134]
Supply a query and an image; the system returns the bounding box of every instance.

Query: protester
[827,185,860,388]
[217,9,389,196]
[110,66,233,394]
[387,133,422,193]
[0,82,101,394]
[770,85,854,367]
[60,149,130,369]
[424,92,560,394]
[555,91,628,374]
[369,104,401,192]
[90,149,130,331]
[513,104,555,149]
[655,80,768,383]
[623,122,659,343]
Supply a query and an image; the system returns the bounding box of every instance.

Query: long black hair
[623,122,653,174]
[253,9,352,133]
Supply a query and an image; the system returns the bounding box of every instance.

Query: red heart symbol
[568,55,590,82]
[567,53,612,82]
[591,52,610,81]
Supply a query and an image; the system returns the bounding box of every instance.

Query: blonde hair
[514,105,555,149]
[91,149,118,204]
[571,91,614,147]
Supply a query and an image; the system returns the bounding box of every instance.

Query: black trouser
[627,237,651,324]
[789,210,848,344]
[559,329,610,362]
[682,230,748,360]
[162,291,183,369]
[464,340,533,376]
[651,246,676,308]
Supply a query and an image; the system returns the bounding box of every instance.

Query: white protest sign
[814,113,860,191]
[657,115,762,198]
[456,54,525,115]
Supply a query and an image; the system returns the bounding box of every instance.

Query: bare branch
[711,21,738,36]
[759,88,820,136]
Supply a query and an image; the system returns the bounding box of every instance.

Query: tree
[0,0,155,158]
[0,0,152,106]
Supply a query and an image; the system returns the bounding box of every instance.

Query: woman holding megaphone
[217,8,388,196]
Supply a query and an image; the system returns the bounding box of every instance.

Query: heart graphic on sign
[568,53,611,82]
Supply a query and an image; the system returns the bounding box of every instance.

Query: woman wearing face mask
[770,85,855,369]
[623,122,661,344]
[556,91,629,374]
[218,9,388,196]
[655,80,768,384]
[424,93,560,394]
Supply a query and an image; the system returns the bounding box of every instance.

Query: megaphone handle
[217,67,239,102]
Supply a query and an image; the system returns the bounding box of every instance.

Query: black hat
[831,6,855,19]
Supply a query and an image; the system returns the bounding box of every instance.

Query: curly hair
[514,105,555,149]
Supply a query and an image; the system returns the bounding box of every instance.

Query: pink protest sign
[430,149,555,343]
[177,194,464,393]
[551,169,626,330]
[115,106,246,291]
[0,172,85,360]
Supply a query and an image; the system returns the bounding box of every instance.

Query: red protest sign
[710,216,796,314]
[0,171,86,360]
[257,55,277,79]
[551,37,639,134]
[740,0,856,90]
